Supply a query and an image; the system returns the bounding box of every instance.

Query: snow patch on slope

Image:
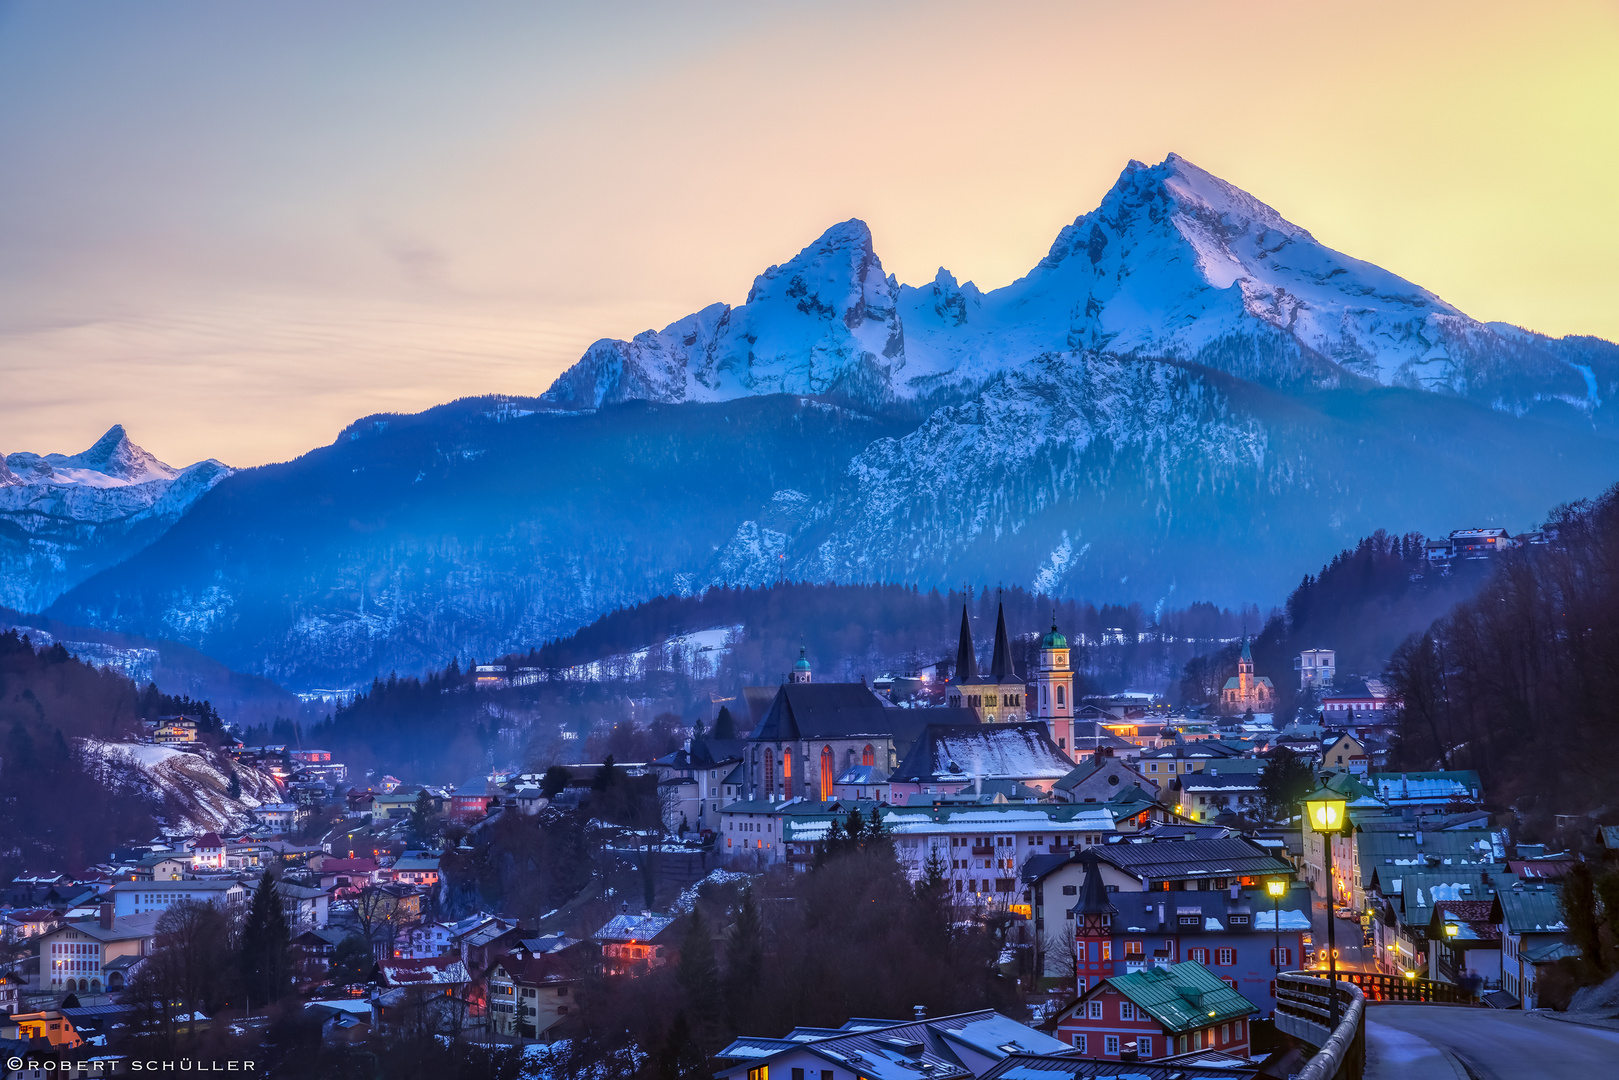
[80,738,283,836]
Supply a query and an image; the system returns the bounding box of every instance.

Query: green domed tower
[789,646,811,684]
[1037,619,1075,757]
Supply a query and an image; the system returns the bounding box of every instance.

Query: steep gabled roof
[747,683,899,742]
[954,605,979,685]
[890,723,1071,785]
[1103,962,1258,1033]
[986,604,1020,684]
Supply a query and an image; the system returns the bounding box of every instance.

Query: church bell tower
[1037,621,1075,757]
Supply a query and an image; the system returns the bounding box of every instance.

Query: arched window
[862,744,875,767]
[820,746,835,801]
[764,749,774,797]
[1057,685,1066,705]
[784,746,793,783]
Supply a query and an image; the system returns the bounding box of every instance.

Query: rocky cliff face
[0,426,230,612]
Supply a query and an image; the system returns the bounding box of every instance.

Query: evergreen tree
[676,910,721,1053]
[409,787,436,843]
[711,707,736,740]
[227,771,242,801]
[239,871,293,1005]
[1561,863,1606,977]
[541,765,573,799]
[724,889,763,1031]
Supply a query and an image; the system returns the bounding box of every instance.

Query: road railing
[1275,971,1366,1080]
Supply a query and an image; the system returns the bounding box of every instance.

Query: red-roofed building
[486,954,574,1041]
[191,833,226,870]
[450,776,502,822]
[316,858,379,891]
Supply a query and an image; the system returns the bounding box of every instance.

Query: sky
[2,0,1617,468]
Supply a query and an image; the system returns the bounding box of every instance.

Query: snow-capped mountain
[546,154,1614,418]
[0,426,231,612]
[38,157,1619,687]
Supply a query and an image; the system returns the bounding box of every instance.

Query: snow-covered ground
[79,738,282,835]
[555,624,741,682]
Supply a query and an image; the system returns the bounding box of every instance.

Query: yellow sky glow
[2,0,1616,467]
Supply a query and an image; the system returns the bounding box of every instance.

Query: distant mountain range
[0,425,229,612]
[25,155,1619,690]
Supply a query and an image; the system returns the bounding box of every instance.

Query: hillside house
[1053,962,1258,1062]
[1493,883,1573,1007]
[592,911,677,975]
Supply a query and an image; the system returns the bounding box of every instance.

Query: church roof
[1240,635,1252,661]
[890,722,1072,785]
[953,606,979,684]
[986,604,1019,684]
[747,683,896,742]
[1040,622,1067,650]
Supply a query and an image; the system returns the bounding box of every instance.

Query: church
[947,602,1079,759]
[1221,636,1274,714]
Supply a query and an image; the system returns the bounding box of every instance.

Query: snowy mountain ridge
[0,426,231,612]
[545,154,1607,416]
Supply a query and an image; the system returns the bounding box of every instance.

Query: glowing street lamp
[1302,778,1348,1028]
[1266,878,1288,978]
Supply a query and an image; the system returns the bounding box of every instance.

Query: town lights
[1444,921,1459,939]
[1403,970,1417,980]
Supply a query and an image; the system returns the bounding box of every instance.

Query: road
[1308,892,1372,970]
[1365,1005,1619,1080]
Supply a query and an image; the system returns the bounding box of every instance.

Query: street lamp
[1266,878,1288,979]
[1303,778,1348,1028]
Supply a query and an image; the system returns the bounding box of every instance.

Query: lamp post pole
[1325,827,1338,1027]
[1274,891,1283,976]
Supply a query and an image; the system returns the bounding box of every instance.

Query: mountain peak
[63,425,177,484]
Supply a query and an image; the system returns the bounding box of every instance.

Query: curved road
[1366,1005,1619,1080]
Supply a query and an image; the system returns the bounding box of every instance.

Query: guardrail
[1275,972,1366,1080]
[1320,968,1479,1004]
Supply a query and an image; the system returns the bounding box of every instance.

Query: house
[486,955,574,1041]
[1024,847,1307,1005]
[255,803,300,830]
[316,858,380,892]
[1,908,63,942]
[292,927,351,982]
[591,911,678,974]
[108,878,246,917]
[1053,962,1259,1062]
[153,716,199,744]
[1366,864,1514,977]
[0,972,22,1015]
[405,921,456,959]
[887,722,1076,800]
[649,737,747,833]
[1052,750,1155,805]
[1318,733,1367,775]
[455,916,525,974]
[1295,649,1335,690]
[1493,882,1573,1007]
[1320,679,1392,726]
[1134,739,1249,794]
[1427,900,1501,991]
[713,1009,1071,1080]
[2,1010,84,1049]
[391,856,440,887]
[275,879,331,931]
[1173,766,1266,822]
[1369,770,1483,807]
[36,907,163,995]
[124,852,187,882]
[1449,527,1512,558]
[831,764,890,803]
[884,802,1119,902]
[190,832,227,870]
[449,776,503,822]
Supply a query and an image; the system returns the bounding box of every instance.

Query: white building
[1296,649,1336,690]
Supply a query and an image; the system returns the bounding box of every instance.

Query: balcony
[971,845,995,856]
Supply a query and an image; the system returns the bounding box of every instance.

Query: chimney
[913,1005,927,1021]
[99,902,113,929]
[1156,902,1166,927]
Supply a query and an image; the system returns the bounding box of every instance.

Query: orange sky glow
[2,0,1616,467]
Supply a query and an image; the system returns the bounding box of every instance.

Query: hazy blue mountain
[44,155,1619,689]
[0,425,230,612]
